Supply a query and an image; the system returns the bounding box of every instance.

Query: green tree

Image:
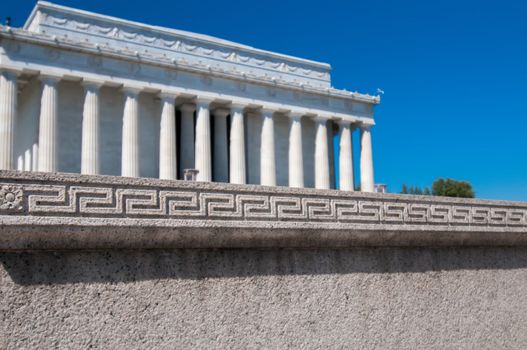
[401,184,431,195]
[432,178,475,198]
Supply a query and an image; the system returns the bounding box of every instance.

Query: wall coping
[0,170,526,250]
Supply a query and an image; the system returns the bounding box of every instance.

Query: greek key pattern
[1,182,526,228]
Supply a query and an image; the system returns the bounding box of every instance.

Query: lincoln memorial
[3,3,527,349]
[0,1,379,191]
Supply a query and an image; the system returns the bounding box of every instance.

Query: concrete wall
[2,247,527,349]
[1,171,527,348]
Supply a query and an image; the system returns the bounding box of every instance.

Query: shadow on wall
[2,247,527,286]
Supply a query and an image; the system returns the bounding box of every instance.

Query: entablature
[0,33,376,124]
[0,25,379,106]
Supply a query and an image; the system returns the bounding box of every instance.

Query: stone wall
[2,247,527,349]
[1,171,527,349]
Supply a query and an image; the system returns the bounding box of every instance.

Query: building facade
[0,1,379,191]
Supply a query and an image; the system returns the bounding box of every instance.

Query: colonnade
[0,70,375,191]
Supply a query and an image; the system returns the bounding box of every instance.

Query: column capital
[230,102,246,114]
[260,107,275,117]
[0,68,22,79]
[288,111,304,121]
[179,103,195,113]
[159,91,178,102]
[214,108,230,118]
[313,115,331,123]
[337,119,352,127]
[350,122,362,131]
[359,122,374,131]
[195,97,214,108]
[121,86,142,97]
[39,74,61,85]
[81,79,104,91]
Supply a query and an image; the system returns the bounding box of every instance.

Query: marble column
[0,70,18,170]
[80,81,102,175]
[213,108,229,183]
[195,98,212,182]
[179,103,195,176]
[314,116,330,189]
[360,124,375,192]
[288,113,304,188]
[159,92,178,180]
[260,109,276,186]
[121,87,141,177]
[32,143,38,172]
[230,104,246,184]
[37,75,60,172]
[338,120,354,191]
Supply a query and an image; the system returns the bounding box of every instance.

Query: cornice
[0,27,380,105]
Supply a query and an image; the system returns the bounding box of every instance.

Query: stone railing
[0,170,526,250]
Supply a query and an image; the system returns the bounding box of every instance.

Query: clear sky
[2,0,526,201]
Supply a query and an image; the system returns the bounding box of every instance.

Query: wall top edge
[0,170,525,207]
[25,1,331,71]
[0,171,526,250]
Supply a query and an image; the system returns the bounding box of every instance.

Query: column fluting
[121,87,141,177]
[288,113,304,188]
[179,103,195,176]
[159,93,178,180]
[260,109,276,186]
[0,70,18,170]
[230,104,246,184]
[81,81,102,175]
[360,124,375,192]
[195,98,212,182]
[314,116,330,189]
[338,121,354,191]
[213,108,229,183]
[37,75,60,172]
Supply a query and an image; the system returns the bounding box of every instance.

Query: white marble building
[0,1,379,191]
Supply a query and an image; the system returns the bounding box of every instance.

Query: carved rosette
[0,185,24,210]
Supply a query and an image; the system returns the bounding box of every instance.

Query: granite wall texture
[1,171,527,349]
[1,247,527,349]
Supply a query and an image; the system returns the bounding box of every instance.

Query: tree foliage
[432,178,475,198]
[401,178,475,198]
[400,184,431,195]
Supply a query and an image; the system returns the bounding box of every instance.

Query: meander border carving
[0,176,526,228]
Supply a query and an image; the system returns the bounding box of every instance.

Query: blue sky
[3,0,526,201]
